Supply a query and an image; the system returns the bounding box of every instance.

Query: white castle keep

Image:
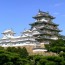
[0,10,62,53]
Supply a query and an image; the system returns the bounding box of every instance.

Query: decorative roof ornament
[38,9,41,13]
[39,9,41,12]
[33,10,55,19]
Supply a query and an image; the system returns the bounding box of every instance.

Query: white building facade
[0,29,37,47]
[0,10,62,53]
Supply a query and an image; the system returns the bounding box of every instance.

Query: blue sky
[0,0,65,37]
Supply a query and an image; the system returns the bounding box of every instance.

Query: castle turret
[2,29,15,39]
[30,10,62,45]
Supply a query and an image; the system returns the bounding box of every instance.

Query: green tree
[45,39,65,53]
[19,47,29,58]
[45,61,56,65]
[6,47,18,53]
[3,62,14,65]
[0,46,4,50]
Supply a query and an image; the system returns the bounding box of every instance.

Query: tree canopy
[45,39,65,53]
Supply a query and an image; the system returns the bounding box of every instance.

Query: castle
[0,10,62,54]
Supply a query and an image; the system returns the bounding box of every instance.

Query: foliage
[18,47,29,58]
[45,39,65,53]
[0,47,29,65]
[6,47,28,58]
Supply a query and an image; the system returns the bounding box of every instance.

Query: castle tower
[2,29,15,39]
[30,10,61,48]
